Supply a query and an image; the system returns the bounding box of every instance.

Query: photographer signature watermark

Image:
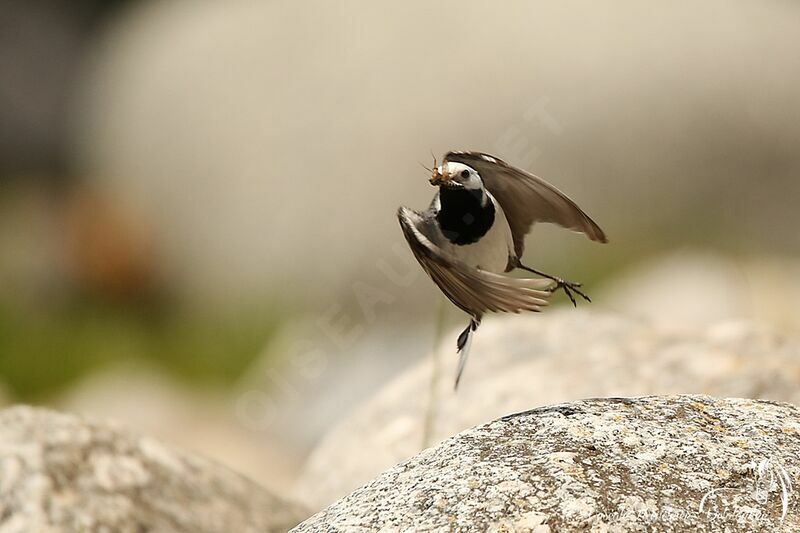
[699,458,793,524]
[589,459,794,527]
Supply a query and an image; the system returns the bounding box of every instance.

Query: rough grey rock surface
[0,406,307,533]
[294,395,800,532]
[295,311,800,509]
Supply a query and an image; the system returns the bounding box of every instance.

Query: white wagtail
[398,151,607,388]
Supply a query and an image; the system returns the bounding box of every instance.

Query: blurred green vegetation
[0,298,282,402]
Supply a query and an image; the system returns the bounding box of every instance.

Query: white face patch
[443,162,483,191]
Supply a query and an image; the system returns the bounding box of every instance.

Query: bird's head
[429,162,483,191]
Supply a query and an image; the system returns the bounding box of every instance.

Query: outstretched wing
[444,151,607,259]
[397,207,553,318]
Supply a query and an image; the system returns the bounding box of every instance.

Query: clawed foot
[547,277,591,307]
[516,264,592,307]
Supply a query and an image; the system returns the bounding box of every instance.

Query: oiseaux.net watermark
[233,96,567,431]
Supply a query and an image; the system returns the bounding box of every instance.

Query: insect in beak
[429,167,446,186]
[429,157,453,187]
[430,165,464,189]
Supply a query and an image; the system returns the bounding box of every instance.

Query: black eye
[460,169,470,178]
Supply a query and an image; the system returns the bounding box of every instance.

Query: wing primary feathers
[397,207,555,319]
[398,207,553,320]
[443,151,608,258]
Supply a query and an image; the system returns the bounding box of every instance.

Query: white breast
[436,192,515,273]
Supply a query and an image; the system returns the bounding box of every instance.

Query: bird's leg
[454,318,480,390]
[516,263,591,307]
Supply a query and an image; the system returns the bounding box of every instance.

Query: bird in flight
[398,151,607,388]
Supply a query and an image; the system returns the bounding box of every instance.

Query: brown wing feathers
[397,208,553,318]
[444,151,607,260]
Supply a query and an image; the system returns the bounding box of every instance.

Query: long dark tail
[454,319,480,390]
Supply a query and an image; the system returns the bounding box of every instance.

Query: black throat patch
[436,187,495,245]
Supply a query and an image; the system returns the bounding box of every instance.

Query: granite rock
[0,406,307,532]
[294,395,800,532]
[295,311,800,509]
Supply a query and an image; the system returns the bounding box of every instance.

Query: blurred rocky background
[1,0,799,500]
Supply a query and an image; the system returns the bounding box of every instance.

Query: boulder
[57,362,303,493]
[599,251,800,332]
[294,395,800,532]
[0,406,307,532]
[294,311,800,509]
